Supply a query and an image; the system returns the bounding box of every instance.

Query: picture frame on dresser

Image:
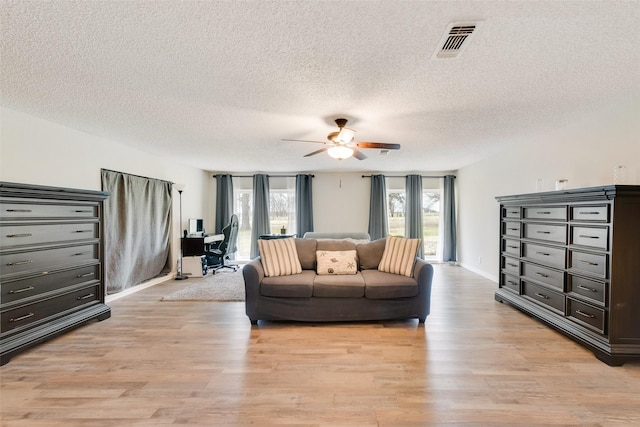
[0,181,111,365]
[495,185,640,366]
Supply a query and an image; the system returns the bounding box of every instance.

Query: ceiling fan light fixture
[327,145,354,160]
[336,127,355,144]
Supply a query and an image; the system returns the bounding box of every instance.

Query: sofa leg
[418,318,426,324]
[250,319,258,325]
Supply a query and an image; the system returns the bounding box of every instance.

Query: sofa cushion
[356,238,387,270]
[316,250,358,275]
[260,270,315,297]
[316,239,357,251]
[361,270,418,299]
[258,237,302,277]
[378,235,421,278]
[313,273,365,297]
[295,238,317,270]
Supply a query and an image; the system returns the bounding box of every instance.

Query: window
[385,177,442,260]
[232,176,296,260]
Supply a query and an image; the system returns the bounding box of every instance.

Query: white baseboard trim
[105,274,172,303]
[458,262,499,283]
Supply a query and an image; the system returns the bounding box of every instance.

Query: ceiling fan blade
[352,149,367,160]
[304,147,329,157]
[282,138,327,145]
[356,142,401,150]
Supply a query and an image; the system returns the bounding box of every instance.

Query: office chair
[206,214,239,274]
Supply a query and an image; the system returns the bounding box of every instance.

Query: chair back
[218,214,239,256]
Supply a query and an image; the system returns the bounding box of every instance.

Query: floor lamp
[175,183,188,280]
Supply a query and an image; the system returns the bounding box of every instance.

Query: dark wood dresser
[496,185,640,366]
[1,182,110,365]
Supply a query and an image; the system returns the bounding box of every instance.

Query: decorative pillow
[295,238,317,270]
[258,237,302,277]
[378,236,421,277]
[316,250,358,275]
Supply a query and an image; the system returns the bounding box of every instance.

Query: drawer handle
[537,211,552,215]
[536,231,551,234]
[507,280,517,285]
[577,284,597,293]
[76,272,95,278]
[576,309,595,319]
[579,260,599,266]
[9,312,35,323]
[507,263,518,268]
[6,233,33,238]
[7,259,32,266]
[74,210,93,213]
[580,211,601,215]
[507,245,519,249]
[535,272,549,278]
[6,209,32,213]
[534,292,549,300]
[508,228,519,231]
[535,251,550,256]
[73,251,91,256]
[74,230,93,233]
[77,293,95,300]
[509,210,519,215]
[8,286,35,294]
[578,234,600,239]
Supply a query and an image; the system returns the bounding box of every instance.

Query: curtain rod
[361,174,455,179]
[213,174,314,178]
[100,168,174,184]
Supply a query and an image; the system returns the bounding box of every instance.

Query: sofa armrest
[413,258,434,319]
[242,257,265,323]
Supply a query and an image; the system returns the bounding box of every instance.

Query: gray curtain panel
[295,174,314,237]
[368,174,388,240]
[250,174,270,259]
[442,174,457,262]
[101,169,172,294]
[405,174,424,258]
[214,174,234,234]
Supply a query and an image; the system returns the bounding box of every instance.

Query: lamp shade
[328,145,354,160]
[174,183,187,192]
[336,127,356,144]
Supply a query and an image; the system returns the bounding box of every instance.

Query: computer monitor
[188,218,204,236]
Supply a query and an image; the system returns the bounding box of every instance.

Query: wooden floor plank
[2,265,640,426]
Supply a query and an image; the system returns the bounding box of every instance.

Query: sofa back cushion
[295,238,317,270]
[258,237,302,277]
[378,235,421,277]
[356,238,387,270]
[316,239,357,252]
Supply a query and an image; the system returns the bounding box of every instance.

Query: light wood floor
[2,265,640,426]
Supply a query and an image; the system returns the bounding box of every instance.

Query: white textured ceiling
[2,1,639,173]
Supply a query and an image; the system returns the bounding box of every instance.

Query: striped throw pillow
[258,237,302,277]
[378,235,421,277]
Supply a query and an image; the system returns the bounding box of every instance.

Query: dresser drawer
[502,221,521,237]
[1,284,100,334]
[501,273,520,294]
[522,243,566,269]
[570,226,608,250]
[523,223,567,244]
[567,298,606,335]
[502,239,520,257]
[0,243,99,279]
[523,206,567,221]
[1,264,100,305]
[522,281,565,314]
[501,256,520,276]
[1,222,99,248]
[502,207,521,219]
[570,205,609,222]
[568,275,607,307]
[522,262,564,291]
[0,200,98,219]
[569,250,607,279]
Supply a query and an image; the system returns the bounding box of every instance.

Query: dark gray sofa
[242,236,434,324]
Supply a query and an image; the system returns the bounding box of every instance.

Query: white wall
[1,107,212,276]
[457,100,640,281]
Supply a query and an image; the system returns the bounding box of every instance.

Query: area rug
[162,269,245,301]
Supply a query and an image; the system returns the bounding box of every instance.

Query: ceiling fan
[282,118,401,160]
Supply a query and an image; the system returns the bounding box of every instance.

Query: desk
[182,234,224,256]
[259,234,297,240]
